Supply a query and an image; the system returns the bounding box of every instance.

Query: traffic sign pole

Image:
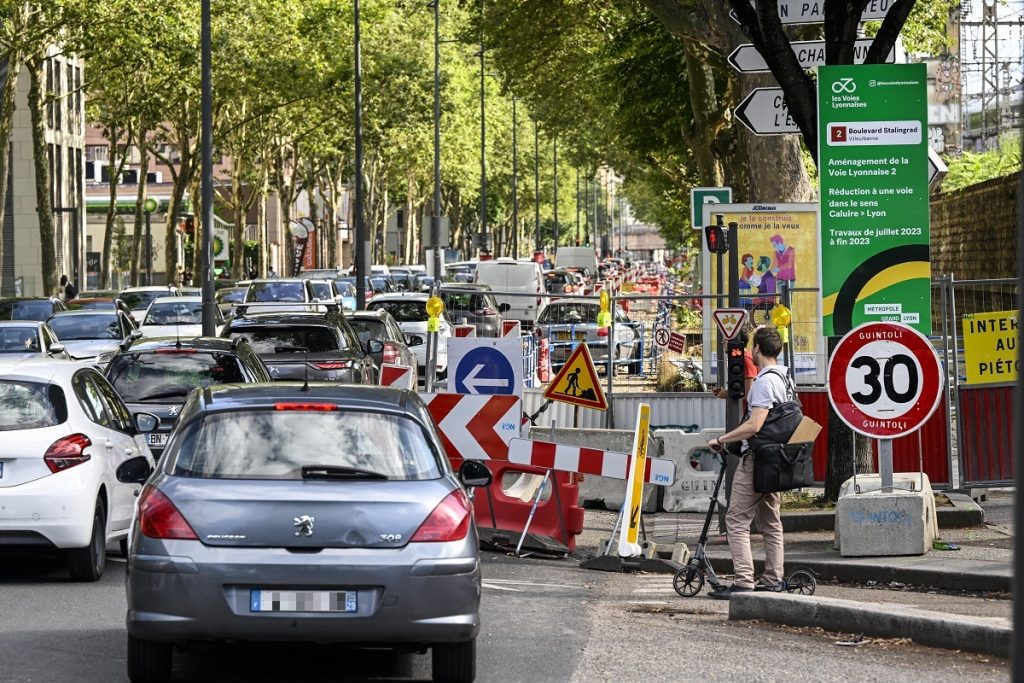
[726,222,742,433]
[879,438,894,493]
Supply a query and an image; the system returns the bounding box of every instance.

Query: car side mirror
[499,303,510,313]
[48,342,65,355]
[129,329,143,340]
[116,456,153,485]
[407,335,425,347]
[133,412,160,433]
[366,339,385,354]
[459,459,492,488]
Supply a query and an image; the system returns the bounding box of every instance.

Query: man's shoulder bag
[747,368,814,494]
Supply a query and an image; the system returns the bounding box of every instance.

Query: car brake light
[410,489,471,543]
[382,342,399,365]
[138,486,198,540]
[273,402,339,411]
[44,433,92,473]
[155,348,198,354]
[314,361,352,370]
[597,327,609,337]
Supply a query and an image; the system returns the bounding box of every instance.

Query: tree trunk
[190,179,202,282]
[162,152,192,286]
[230,153,246,279]
[256,175,268,277]
[0,54,22,294]
[130,132,150,286]
[28,56,56,295]
[101,124,127,288]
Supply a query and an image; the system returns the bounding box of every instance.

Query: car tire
[126,634,173,683]
[66,499,107,582]
[119,538,130,557]
[432,639,475,683]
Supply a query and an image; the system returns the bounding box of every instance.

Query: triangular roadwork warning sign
[712,308,747,341]
[543,343,608,410]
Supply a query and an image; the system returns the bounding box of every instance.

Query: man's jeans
[725,454,785,589]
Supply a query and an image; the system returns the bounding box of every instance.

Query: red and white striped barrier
[454,325,477,337]
[379,363,415,391]
[507,438,675,486]
[502,320,521,338]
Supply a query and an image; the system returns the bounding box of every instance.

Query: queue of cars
[0,255,642,682]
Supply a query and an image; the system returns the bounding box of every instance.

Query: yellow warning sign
[625,403,651,547]
[542,343,608,410]
[962,310,1019,385]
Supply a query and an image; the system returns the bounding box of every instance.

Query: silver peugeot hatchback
[119,383,491,683]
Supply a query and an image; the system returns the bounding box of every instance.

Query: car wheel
[66,499,107,582]
[432,639,475,683]
[119,538,130,557]
[126,634,173,683]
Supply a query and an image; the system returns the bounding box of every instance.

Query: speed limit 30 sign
[827,322,944,439]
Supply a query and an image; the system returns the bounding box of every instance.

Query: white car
[0,360,158,580]
[366,293,451,377]
[138,296,223,339]
[119,286,180,323]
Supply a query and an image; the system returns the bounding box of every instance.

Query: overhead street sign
[735,88,798,136]
[728,39,893,73]
[690,187,732,230]
[827,322,943,439]
[422,393,522,461]
[543,344,608,410]
[448,337,523,398]
[730,1,893,25]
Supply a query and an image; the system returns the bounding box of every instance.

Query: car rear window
[538,303,599,324]
[368,301,428,322]
[442,292,493,312]
[226,325,344,353]
[48,313,121,340]
[169,411,442,480]
[66,300,115,311]
[0,380,68,431]
[119,291,164,311]
[144,301,203,326]
[346,318,386,344]
[107,352,247,403]
[310,282,333,299]
[217,288,246,304]
[0,300,53,321]
[0,326,40,352]
[246,282,305,302]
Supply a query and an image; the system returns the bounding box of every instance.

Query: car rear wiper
[136,388,191,401]
[301,465,388,480]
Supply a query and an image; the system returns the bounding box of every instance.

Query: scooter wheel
[785,568,817,595]
[673,562,705,598]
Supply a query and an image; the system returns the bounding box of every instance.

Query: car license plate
[555,331,569,341]
[147,432,169,447]
[250,590,357,613]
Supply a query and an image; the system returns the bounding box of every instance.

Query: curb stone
[729,592,1011,658]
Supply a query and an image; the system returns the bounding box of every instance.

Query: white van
[474,258,544,328]
[556,246,598,273]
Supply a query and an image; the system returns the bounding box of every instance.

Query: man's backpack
[747,368,814,494]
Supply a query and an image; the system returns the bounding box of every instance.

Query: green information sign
[817,63,931,336]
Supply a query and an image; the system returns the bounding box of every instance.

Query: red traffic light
[704,225,729,254]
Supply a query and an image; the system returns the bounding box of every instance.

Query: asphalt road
[0,546,1009,682]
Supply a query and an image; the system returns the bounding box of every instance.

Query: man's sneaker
[707,585,753,600]
[754,577,784,592]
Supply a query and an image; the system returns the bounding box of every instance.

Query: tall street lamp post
[478,0,487,251]
[200,0,216,336]
[511,97,519,259]
[143,197,158,285]
[552,139,558,256]
[533,122,540,255]
[430,0,442,278]
[354,0,367,309]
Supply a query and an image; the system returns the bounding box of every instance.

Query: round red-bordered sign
[827,322,944,439]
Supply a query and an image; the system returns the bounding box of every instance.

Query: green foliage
[941,135,1022,192]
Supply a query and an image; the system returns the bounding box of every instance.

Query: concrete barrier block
[654,428,725,513]
[836,473,938,556]
[526,427,660,512]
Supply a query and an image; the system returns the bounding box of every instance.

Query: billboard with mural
[701,203,826,385]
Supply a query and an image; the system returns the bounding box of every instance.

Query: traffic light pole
[726,221,742,433]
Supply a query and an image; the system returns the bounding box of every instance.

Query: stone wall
[931,172,1019,280]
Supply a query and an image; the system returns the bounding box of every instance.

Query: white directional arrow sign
[734,87,799,135]
[462,364,510,393]
[928,147,947,188]
[728,39,893,73]
[730,1,894,26]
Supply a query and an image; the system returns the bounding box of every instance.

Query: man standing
[59,274,77,301]
[706,327,789,599]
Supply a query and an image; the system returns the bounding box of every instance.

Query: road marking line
[482,582,523,592]
[482,579,582,589]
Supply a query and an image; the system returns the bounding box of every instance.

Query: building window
[45,60,54,130]
[74,66,82,135]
